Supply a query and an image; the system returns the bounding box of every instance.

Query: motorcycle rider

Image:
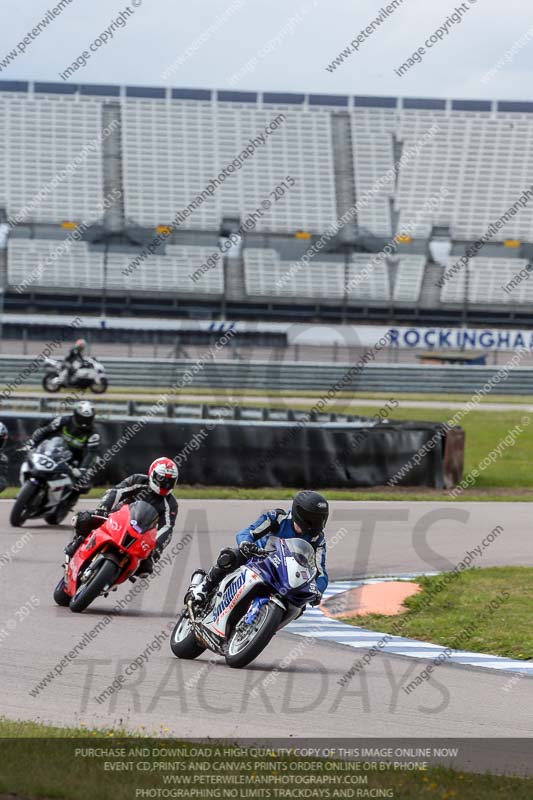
[0,422,9,493]
[187,490,329,607]
[25,401,100,520]
[63,338,87,384]
[64,457,179,578]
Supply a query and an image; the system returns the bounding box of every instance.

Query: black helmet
[291,490,329,536]
[0,422,7,450]
[72,400,95,432]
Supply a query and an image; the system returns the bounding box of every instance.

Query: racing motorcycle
[42,356,108,394]
[11,436,79,527]
[170,536,320,669]
[53,499,158,613]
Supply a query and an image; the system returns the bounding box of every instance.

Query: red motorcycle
[53,499,158,613]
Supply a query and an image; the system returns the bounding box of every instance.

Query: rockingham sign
[286,324,533,352]
[385,326,533,351]
[7,313,533,352]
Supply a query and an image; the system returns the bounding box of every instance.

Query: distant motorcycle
[171,536,320,669]
[11,436,78,527]
[42,356,108,394]
[53,499,158,613]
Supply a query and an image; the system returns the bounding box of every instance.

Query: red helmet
[148,457,178,496]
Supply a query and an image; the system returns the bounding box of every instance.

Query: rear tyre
[53,577,70,607]
[69,558,119,613]
[10,482,41,527]
[225,601,284,669]
[42,374,61,392]
[91,377,108,394]
[170,611,206,659]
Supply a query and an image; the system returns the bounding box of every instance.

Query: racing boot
[184,569,217,606]
[136,556,154,579]
[64,533,84,558]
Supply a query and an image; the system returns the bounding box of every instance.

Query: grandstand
[2,81,533,325]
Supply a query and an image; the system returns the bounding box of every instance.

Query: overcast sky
[1,0,532,100]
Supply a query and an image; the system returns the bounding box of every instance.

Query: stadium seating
[7,240,224,295]
[8,239,103,289]
[3,83,533,310]
[0,91,103,225]
[396,112,533,241]
[393,255,426,302]
[122,99,338,234]
[440,257,533,304]
[106,245,224,294]
[3,86,533,245]
[243,249,424,302]
[351,107,396,236]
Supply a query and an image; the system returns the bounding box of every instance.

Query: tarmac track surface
[1,500,532,772]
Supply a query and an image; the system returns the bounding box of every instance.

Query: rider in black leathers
[63,338,87,383]
[26,401,100,520]
[65,457,179,578]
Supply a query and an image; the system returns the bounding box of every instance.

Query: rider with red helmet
[65,457,179,577]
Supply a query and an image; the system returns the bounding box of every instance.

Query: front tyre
[42,374,62,392]
[69,558,119,613]
[170,611,206,659]
[225,601,284,669]
[10,481,41,527]
[53,576,70,607]
[91,377,108,394]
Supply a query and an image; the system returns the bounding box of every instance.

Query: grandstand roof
[1,80,532,113]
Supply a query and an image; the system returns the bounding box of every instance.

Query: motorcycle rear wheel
[90,377,108,394]
[69,558,119,613]
[10,481,41,527]
[225,601,284,669]
[170,611,206,659]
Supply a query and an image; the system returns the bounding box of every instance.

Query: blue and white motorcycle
[171,536,320,669]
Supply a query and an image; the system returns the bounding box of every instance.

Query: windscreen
[128,500,158,533]
[38,436,72,463]
[284,538,317,573]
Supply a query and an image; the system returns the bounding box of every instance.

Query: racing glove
[309,594,323,607]
[239,541,266,560]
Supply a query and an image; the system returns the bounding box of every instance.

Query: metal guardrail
[1,355,533,394]
[0,393,380,424]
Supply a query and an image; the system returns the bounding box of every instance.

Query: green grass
[19,384,533,404]
[0,718,532,800]
[2,485,533,502]
[343,567,533,660]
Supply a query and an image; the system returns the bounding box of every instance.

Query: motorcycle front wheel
[170,611,206,659]
[10,481,41,527]
[42,373,62,392]
[225,601,284,669]
[53,576,71,607]
[69,558,119,613]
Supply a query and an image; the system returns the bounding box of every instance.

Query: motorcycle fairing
[65,503,157,595]
[201,567,262,638]
[248,537,319,606]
